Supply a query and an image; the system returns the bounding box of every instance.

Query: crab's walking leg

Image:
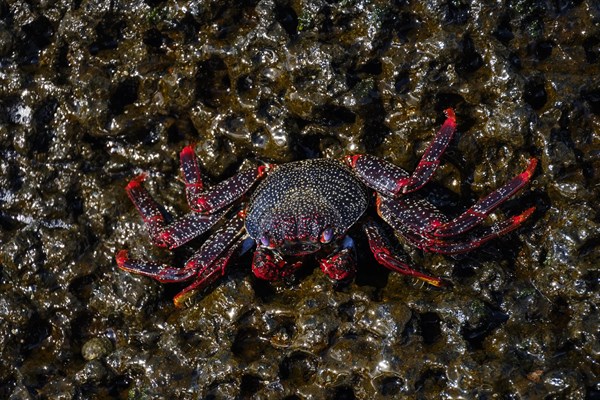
[116,210,243,281]
[171,210,246,306]
[126,173,166,241]
[159,208,229,249]
[116,250,197,282]
[346,109,456,196]
[363,220,445,287]
[395,108,457,194]
[117,210,247,307]
[181,210,246,273]
[319,236,357,281]
[180,145,204,209]
[376,193,449,235]
[346,154,410,197]
[426,207,536,254]
[432,158,538,237]
[125,172,229,248]
[377,193,536,254]
[173,235,246,308]
[180,145,271,213]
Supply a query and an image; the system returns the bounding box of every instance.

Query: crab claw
[251,248,302,281]
[320,247,356,281]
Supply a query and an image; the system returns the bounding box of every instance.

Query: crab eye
[320,227,334,243]
[259,235,270,247]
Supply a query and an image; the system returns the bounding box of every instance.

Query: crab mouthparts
[279,240,321,256]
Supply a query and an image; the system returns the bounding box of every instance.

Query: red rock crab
[117,109,537,306]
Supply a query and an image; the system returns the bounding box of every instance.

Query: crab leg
[432,158,538,237]
[173,235,246,308]
[346,109,456,196]
[116,210,244,280]
[125,173,167,241]
[394,108,457,194]
[125,172,229,248]
[116,210,247,306]
[158,208,229,249]
[181,210,246,273]
[191,167,270,213]
[180,145,204,209]
[381,198,536,254]
[376,193,448,235]
[116,250,197,282]
[425,207,536,254]
[346,154,410,197]
[363,220,444,287]
[180,145,271,213]
[376,167,537,251]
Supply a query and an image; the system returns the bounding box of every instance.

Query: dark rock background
[1,0,599,398]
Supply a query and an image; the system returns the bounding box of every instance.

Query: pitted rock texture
[0,0,599,398]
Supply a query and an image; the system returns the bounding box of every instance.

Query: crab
[116,109,537,306]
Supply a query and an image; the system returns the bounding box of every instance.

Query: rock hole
[231,328,268,363]
[274,3,299,39]
[582,88,600,115]
[328,385,356,400]
[109,77,140,116]
[195,56,231,108]
[89,16,125,55]
[415,368,447,393]
[373,374,404,397]
[394,70,410,94]
[279,351,317,385]
[583,35,600,63]
[456,35,484,76]
[239,374,261,397]
[523,77,547,110]
[419,312,442,345]
[461,309,508,350]
[314,105,356,126]
[529,40,553,61]
[494,16,514,44]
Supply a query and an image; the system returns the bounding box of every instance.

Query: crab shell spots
[245,159,369,248]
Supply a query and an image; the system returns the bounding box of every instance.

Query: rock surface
[1,0,599,398]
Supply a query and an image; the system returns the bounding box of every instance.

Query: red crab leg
[125,172,228,248]
[346,154,410,197]
[394,108,457,194]
[425,207,536,254]
[387,203,536,254]
[345,109,456,197]
[116,210,243,280]
[116,211,247,306]
[377,192,536,254]
[158,208,229,249]
[363,220,445,287]
[180,145,204,210]
[180,145,272,213]
[116,250,197,282]
[173,236,246,308]
[126,173,166,241]
[181,210,246,274]
[190,166,270,213]
[376,193,449,235]
[432,158,538,237]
